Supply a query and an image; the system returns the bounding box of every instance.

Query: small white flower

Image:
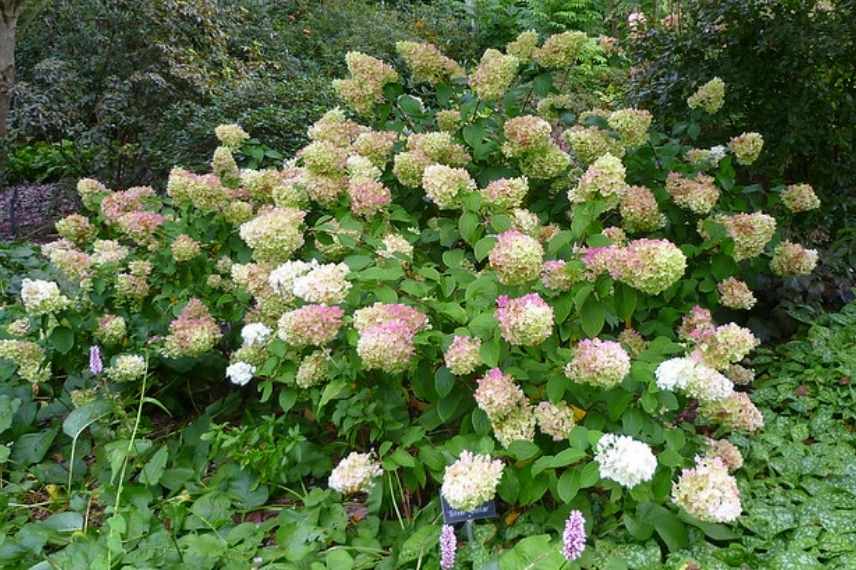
[226,362,256,386]
[329,451,383,495]
[709,145,728,163]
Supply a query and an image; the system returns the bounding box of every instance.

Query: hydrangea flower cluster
[666,172,720,214]
[607,108,652,148]
[214,123,249,148]
[441,451,504,512]
[564,126,625,165]
[278,305,344,347]
[295,349,331,388]
[534,401,576,441]
[379,234,414,259]
[728,132,764,165]
[565,339,631,389]
[444,335,482,375]
[239,207,306,263]
[56,214,97,245]
[496,294,554,346]
[422,164,476,209]
[770,241,818,276]
[506,30,539,61]
[481,176,529,209]
[704,212,776,261]
[489,230,544,285]
[106,354,146,383]
[607,239,687,295]
[474,368,527,420]
[77,178,109,211]
[619,185,666,233]
[781,183,820,213]
[540,260,577,292]
[436,109,461,132]
[21,279,69,316]
[656,358,734,403]
[502,115,553,158]
[162,299,222,359]
[95,314,127,346]
[685,146,728,169]
[695,323,760,371]
[618,328,648,358]
[328,451,383,495]
[535,31,587,68]
[353,303,428,373]
[395,41,464,85]
[687,77,725,114]
[594,433,657,488]
[333,52,399,115]
[704,438,744,472]
[700,392,764,432]
[718,278,757,310]
[471,48,519,101]
[672,457,742,523]
[226,362,255,386]
[569,153,626,207]
[292,262,352,305]
[170,234,201,262]
[0,340,50,383]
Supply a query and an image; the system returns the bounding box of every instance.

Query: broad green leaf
[139,446,169,486]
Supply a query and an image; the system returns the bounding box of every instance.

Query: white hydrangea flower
[686,364,734,403]
[708,145,728,163]
[292,262,352,305]
[441,451,504,512]
[594,434,657,488]
[226,362,256,386]
[655,357,696,391]
[241,323,272,347]
[328,451,383,495]
[20,279,68,315]
[268,260,315,297]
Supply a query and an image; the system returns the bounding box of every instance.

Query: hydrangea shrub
[0,31,820,567]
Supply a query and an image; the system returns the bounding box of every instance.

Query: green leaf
[435,367,455,397]
[474,236,497,262]
[546,376,566,403]
[458,211,481,245]
[480,335,501,367]
[0,396,22,433]
[507,441,540,461]
[50,326,74,354]
[325,549,354,569]
[42,512,84,533]
[547,230,573,255]
[278,389,298,413]
[62,400,112,439]
[319,380,349,411]
[389,448,416,468]
[557,469,580,503]
[580,297,605,337]
[398,525,437,564]
[139,446,169,486]
[12,426,58,465]
[614,283,638,322]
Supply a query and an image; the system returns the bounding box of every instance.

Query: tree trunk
[0,2,19,137]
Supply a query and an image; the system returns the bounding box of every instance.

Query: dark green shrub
[626,0,856,202]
